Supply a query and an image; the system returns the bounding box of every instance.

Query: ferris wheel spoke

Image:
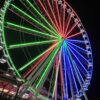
[35,51,61,92]
[5,25,53,40]
[28,55,51,87]
[66,42,84,88]
[8,40,57,49]
[67,39,85,44]
[35,41,63,90]
[66,31,83,39]
[54,1,63,34]
[8,8,46,34]
[11,4,59,37]
[26,0,60,37]
[60,59,66,98]
[72,60,83,88]
[64,41,79,97]
[24,46,54,78]
[48,63,55,97]
[40,0,59,31]
[64,12,72,36]
[67,54,79,97]
[67,40,88,54]
[52,54,59,99]
[25,64,45,87]
[72,60,89,99]
[38,0,60,37]
[62,47,69,99]
[20,0,48,27]
[39,0,60,37]
[6,22,57,39]
[35,54,56,90]
[47,0,60,31]
[66,20,80,37]
[18,42,58,72]
[68,46,89,75]
[60,63,66,97]
[63,52,74,99]
[19,0,39,22]
[26,48,55,84]
[20,0,36,18]
[52,48,62,98]
[72,60,85,85]
[29,87,49,100]
[62,0,66,34]
[28,64,47,87]
[54,82,58,100]
[22,51,55,89]
[67,43,88,64]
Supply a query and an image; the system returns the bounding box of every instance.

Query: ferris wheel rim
[0,0,93,99]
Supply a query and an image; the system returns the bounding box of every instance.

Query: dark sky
[0,0,5,8]
[0,0,100,100]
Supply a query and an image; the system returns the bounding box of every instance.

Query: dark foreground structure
[0,70,24,100]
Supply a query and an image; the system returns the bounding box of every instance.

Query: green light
[11,4,59,37]
[26,0,60,37]
[29,87,49,100]
[33,49,56,90]
[6,22,57,39]
[2,3,21,77]
[36,41,63,89]
[52,47,62,97]
[18,43,58,71]
[27,51,54,84]
[9,40,57,49]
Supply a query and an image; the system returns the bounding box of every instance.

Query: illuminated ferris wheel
[0,0,93,100]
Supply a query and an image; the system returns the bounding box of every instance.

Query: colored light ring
[0,0,93,99]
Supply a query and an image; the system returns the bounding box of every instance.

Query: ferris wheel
[0,0,93,100]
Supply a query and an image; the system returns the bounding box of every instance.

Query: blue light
[67,39,85,44]
[67,43,88,64]
[64,41,79,96]
[67,40,88,54]
[62,41,69,99]
[68,46,89,74]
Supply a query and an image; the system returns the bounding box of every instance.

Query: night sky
[0,0,100,100]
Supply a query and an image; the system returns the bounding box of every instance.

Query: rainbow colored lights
[1,0,93,99]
